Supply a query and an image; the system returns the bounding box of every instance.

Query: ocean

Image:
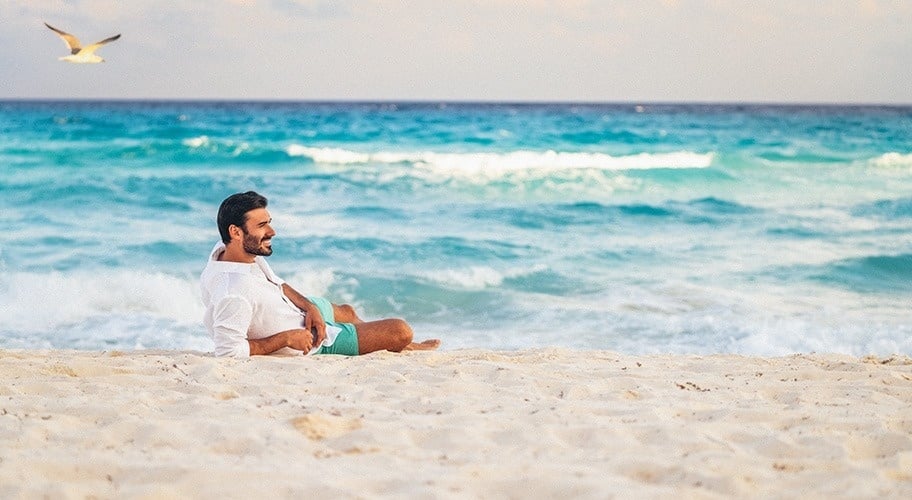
[1,101,910,356]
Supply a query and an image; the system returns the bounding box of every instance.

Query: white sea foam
[276,268,337,297]
[0,271,204,333]
[182,136,210,148]
[501,281,912,356]
[417,265,546,290]
[287,146,372,164]
[869,152,912,167]
[419,266,506,290]
[0,268,339,351]
[286,146,715,173]
[181,136,252,156]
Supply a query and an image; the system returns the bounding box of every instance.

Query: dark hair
[217,191,268,243]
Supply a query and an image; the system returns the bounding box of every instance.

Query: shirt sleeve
[210,294,253,358]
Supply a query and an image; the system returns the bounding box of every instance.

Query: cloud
[269,0,353,18]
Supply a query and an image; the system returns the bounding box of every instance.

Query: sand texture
[1,348,911,498]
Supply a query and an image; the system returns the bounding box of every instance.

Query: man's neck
[219,244,256,264]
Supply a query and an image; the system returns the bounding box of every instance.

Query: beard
[242,232,273,256]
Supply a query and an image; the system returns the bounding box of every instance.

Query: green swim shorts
[309,296,359,356]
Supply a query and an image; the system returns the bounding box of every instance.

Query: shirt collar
[206,241,258,274]
[209,241,227,261]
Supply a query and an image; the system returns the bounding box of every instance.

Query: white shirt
[200,242,339,357]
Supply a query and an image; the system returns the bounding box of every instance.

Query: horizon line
[0,97,910,108]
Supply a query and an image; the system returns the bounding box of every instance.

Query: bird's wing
[44,22,82,54]
[79,34,121,55]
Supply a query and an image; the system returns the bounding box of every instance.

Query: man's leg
[355,318,412,354]
[354,318,440,354]
[320,301,440,353]
[332,303,363,324]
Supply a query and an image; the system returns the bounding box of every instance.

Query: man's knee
[333,303,359,323]
[391,319,413,348]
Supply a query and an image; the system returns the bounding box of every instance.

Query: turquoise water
[1,101,910,355]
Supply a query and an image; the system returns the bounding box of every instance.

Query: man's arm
[248,328,315,355]
[281,283,327,346]
[255,256,327,345]
[210,294,314,357]
[211,295,254,358]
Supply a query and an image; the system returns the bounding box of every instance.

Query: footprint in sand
[291,413,362,440]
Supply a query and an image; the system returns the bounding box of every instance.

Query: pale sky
[1,0,910,103]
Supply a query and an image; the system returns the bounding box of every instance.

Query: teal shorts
[309,296,359,356]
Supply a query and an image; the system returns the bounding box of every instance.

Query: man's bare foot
[403,339,441,351]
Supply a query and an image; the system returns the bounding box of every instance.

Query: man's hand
[300,301,327,347]
[248,328,314,355]
[283,328,315,353]
[282,284,327,347]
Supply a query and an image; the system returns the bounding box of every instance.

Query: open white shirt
[200,242,339,357]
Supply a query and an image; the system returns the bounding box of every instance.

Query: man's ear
[229,224,243,241]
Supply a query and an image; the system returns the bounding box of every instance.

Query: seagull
[44,22,121,63]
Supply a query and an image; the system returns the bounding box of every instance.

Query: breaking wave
[286,146,715,172]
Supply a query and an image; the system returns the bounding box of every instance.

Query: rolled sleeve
[211,294,253,358]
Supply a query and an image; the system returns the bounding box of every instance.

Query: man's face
[238,208,275,257]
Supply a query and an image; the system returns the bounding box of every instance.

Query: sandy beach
[1,348,910,498]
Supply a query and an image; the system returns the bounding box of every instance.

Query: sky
[1,0,910,103]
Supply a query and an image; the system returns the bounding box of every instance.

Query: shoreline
[2,348,910,497]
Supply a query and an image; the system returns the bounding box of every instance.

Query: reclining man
[201,191,440,357]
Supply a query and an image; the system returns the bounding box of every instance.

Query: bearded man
[200,191,439,357]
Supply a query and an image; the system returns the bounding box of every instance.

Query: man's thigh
[352,318,412,354]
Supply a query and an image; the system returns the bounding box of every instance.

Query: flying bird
[44,22,121,63]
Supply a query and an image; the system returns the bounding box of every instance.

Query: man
[201,191,440,357]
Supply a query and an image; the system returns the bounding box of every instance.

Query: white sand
[1,348,911,498]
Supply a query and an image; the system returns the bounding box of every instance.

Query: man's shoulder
[201,261,258,291]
